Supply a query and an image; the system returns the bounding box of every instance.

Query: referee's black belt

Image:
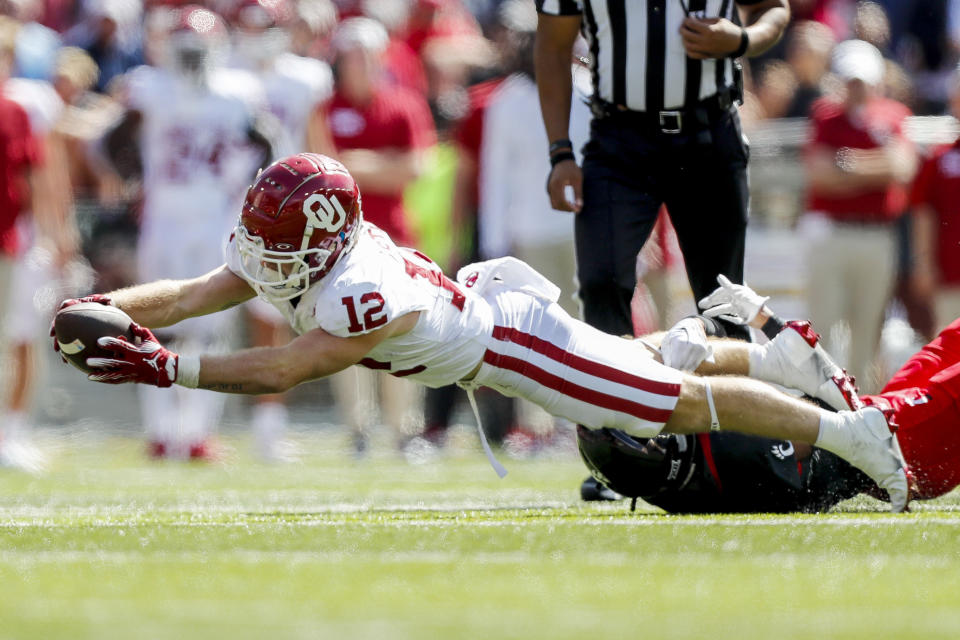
[591,89,736,135]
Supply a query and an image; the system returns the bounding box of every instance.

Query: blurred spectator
[419,25,491,132]
[7,0,63,81]
[228,0,333,157]
[909,68,960,336]
[323,16,436,454]
[325,17,434,245]
[792,0,856,41]
[801,39,917,390]
[289,0,337,59]
[784,19,836,118]
[897,0,955,115]
[0,16,47,470]
[478,2,584,315]
[849,3,917,110]
[64,0,143,92]
[853,1,890,53]
[99,6,270,459]
[2,19,94,472]
[754,60,798,120]
[362,0,428,95]
[403,0,480,57]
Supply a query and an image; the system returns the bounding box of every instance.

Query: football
[54,302,136,373]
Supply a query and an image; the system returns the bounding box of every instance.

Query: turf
[1,433,959,640]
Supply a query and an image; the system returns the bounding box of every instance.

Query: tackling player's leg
[665,375,908,512]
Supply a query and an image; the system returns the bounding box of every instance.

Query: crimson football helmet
[236,153,363,301]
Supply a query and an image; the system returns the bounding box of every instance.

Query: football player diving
[580,277,960,513]
[53,153,911,511]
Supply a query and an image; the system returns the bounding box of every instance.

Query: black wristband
[549,139,573,155]
[730,27,749,58]
[686,314,727,338]
[549,150,576,167]
[761,314,785,340]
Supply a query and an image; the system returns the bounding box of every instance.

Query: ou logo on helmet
[302,194,348,232]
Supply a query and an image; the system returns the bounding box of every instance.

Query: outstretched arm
[196,312,420,394]
[108,265,257,328]
[90,310,422,394]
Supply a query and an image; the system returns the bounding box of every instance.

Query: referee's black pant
[576,105,750,338]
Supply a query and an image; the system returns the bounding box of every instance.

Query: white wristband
[176,354,201,388]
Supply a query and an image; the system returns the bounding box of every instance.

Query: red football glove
[50,295,114,362]
[86,323,180,388]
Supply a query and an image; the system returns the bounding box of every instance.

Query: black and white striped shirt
[537,0,761,112]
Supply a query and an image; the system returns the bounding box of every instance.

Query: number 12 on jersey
[341,293,387,333]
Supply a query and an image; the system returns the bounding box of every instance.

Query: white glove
[697,274,769,325]
[661,317,714,371]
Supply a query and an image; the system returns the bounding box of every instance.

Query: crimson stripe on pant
[482,349,675,424]
[491,325,681,396]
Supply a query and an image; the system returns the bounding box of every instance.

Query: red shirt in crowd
[863,316,960,499]
[404,0,480,56]
[384,38,428,97]
[0,91,42,257]
[806,96,912,223]
[326,84,436,246]
[453,77,505,210]
[910,139,960,285]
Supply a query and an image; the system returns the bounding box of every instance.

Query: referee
[534,0,789,338]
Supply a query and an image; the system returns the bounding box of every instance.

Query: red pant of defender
[863,318,960,499]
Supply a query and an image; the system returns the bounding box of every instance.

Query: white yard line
[1,514,959,528]
[0,549,947,565]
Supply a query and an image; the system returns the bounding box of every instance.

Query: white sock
[746,342,773,380]
[814,411,847,455]
[253,402,288,456]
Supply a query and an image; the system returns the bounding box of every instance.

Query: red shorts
[863,318,960,499]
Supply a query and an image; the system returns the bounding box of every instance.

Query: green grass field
[2,432,959,640]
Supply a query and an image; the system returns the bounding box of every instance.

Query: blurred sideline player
[580,278,960,512]
[322,18,436,453]
[910,65,960,337]
[55,153,911,512]
[99,5,271,460]
[226,0,334,461]
[0,18,48,470]
[3,47,97,468]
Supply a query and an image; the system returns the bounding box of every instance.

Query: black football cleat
[580,475,623,502]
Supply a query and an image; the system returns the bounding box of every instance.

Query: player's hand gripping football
[660,317,714,371]
[86,323,180,387]
[697,274,770,325]
[50,295,114,362]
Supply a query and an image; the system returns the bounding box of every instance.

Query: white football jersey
[259,54,332,154]
[225,53,333,157]
[226,222,493,388]
[125,65,265,239]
